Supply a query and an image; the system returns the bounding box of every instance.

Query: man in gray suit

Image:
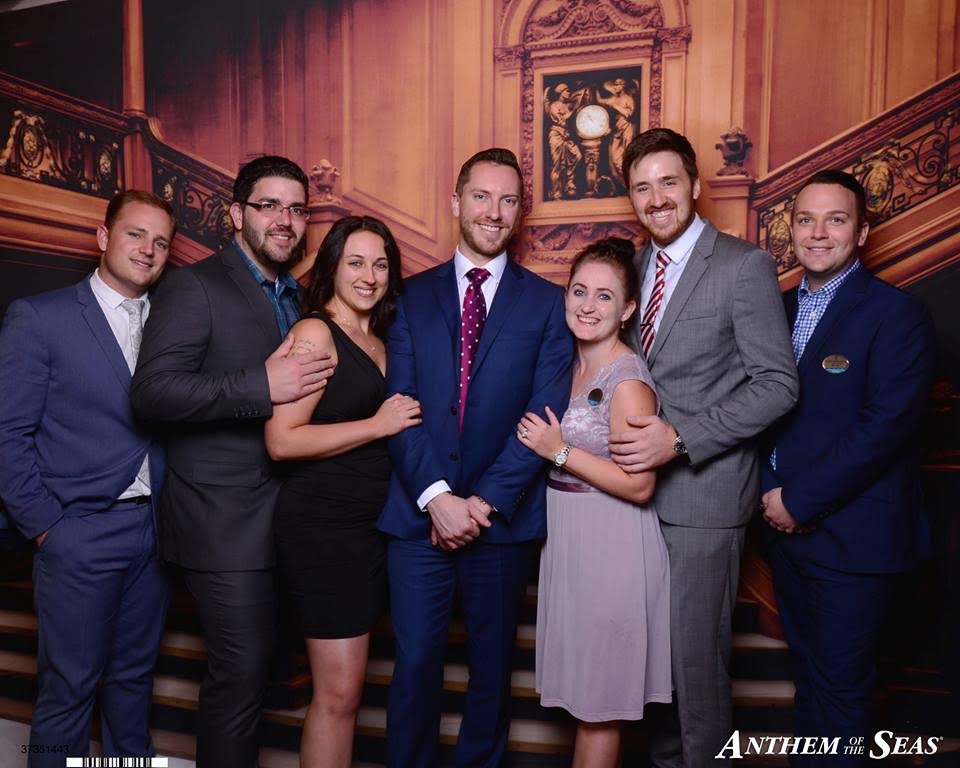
[609,128,798,766]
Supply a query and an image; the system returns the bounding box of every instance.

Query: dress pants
[387,538,533,768]
[183,568,277,768]
[769,537,890,767]
[650,523,746,768]
[29,501,168,768]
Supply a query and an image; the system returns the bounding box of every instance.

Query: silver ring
[521,429,529,438]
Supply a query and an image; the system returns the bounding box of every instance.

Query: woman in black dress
[266,215,420,768]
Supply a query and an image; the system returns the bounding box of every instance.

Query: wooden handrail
[750,71,960,277]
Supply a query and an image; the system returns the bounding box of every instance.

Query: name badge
[822,354,850,374]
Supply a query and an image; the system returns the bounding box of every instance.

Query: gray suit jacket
[632,221,798,528]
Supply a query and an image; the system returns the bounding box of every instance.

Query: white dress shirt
[639,214,706,337]
[416,249,509,511]
[89,269,152,499]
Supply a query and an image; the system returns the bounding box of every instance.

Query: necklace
[334,317,378,353]
[330,297,379,354]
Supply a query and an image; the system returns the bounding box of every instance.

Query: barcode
[65,759,168,767]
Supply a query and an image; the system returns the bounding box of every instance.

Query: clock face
[575,105,610,139]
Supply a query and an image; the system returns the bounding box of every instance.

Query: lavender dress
[535,352,672,721]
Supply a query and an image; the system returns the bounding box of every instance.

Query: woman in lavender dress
[518,237,671,767]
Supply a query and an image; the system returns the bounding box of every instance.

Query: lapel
[647,222,716,363]
[76,276,132,391]
[796,265,871,378]
[222,244,284,345]
[472,259,523,374]
[431,259,461,344]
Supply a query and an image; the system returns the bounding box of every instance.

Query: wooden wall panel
[884,0,957,107]
[341,0,442,243]
[144,0,242,171]
[766,0,874,170]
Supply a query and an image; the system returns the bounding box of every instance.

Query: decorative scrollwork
[524,0,662,43]
[0,101,122,198]
[153,155,232,250]
[521,219,646,264]
[755,96,960,274]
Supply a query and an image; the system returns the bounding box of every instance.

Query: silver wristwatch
[553,443,572,468]
[673,433,688,456]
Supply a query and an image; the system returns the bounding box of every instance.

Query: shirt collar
[654,213,705,265]
[90,268,147,309]
[798,259,861,301]
[454,247,508,283]
[233,238,298,293]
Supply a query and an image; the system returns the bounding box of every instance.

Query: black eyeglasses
[243,201,310,221]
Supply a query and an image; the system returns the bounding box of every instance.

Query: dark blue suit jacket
[0,276,165,539]
[762,265,935,574]
[378,258,573,543]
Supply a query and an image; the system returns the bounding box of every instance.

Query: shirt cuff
[417,480,452,511]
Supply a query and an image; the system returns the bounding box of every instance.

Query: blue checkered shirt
[770,259,861,470]
[234,239,301,337]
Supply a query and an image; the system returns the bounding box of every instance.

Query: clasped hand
[761,487,815,535]
[428,493,492,551]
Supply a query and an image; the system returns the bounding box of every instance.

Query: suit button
[449,452,459,461]
[450,406,457,415]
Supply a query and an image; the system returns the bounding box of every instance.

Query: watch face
[575,105,609,139]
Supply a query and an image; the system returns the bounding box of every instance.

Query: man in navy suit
[0,190,175,765]
[378,147,573,767]
[761,170,935,761]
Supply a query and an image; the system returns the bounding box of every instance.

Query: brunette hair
[455,147,523,197]
[568,236,640,305]
[621,128,699,188]
[233,155,308,204]
[302,215,403,337]
[795,169,868,228]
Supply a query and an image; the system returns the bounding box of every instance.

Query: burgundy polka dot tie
[458,267,491,432]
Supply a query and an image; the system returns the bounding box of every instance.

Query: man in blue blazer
[378,148,573,767]
[761,170,936,759]
[0,191,175,765]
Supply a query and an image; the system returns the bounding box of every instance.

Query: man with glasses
[132,155,334,768]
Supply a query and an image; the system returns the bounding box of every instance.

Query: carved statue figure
[596,77,639,182]
[544,83,586,199]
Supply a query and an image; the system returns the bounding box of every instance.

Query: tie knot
[121,298,145,321]
[656,251,670,269]
[466,267,491,287]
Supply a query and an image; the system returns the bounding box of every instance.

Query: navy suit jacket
[762,265,935,574]
[377,258,573,543]
[0,276,165,540]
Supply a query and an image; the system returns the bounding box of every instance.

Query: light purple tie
[458,267,491,432]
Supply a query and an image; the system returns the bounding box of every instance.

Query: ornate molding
[0,104,123,200]
[494,44,527,69]
[523,0,663,44]
[520,219,646,264]
[144,130,234,252]
[656,23,691,51]
[310,159,342,205]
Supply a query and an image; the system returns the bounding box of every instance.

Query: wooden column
[121,0,152,190]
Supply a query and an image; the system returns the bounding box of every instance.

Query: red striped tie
[639,251,669,358]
